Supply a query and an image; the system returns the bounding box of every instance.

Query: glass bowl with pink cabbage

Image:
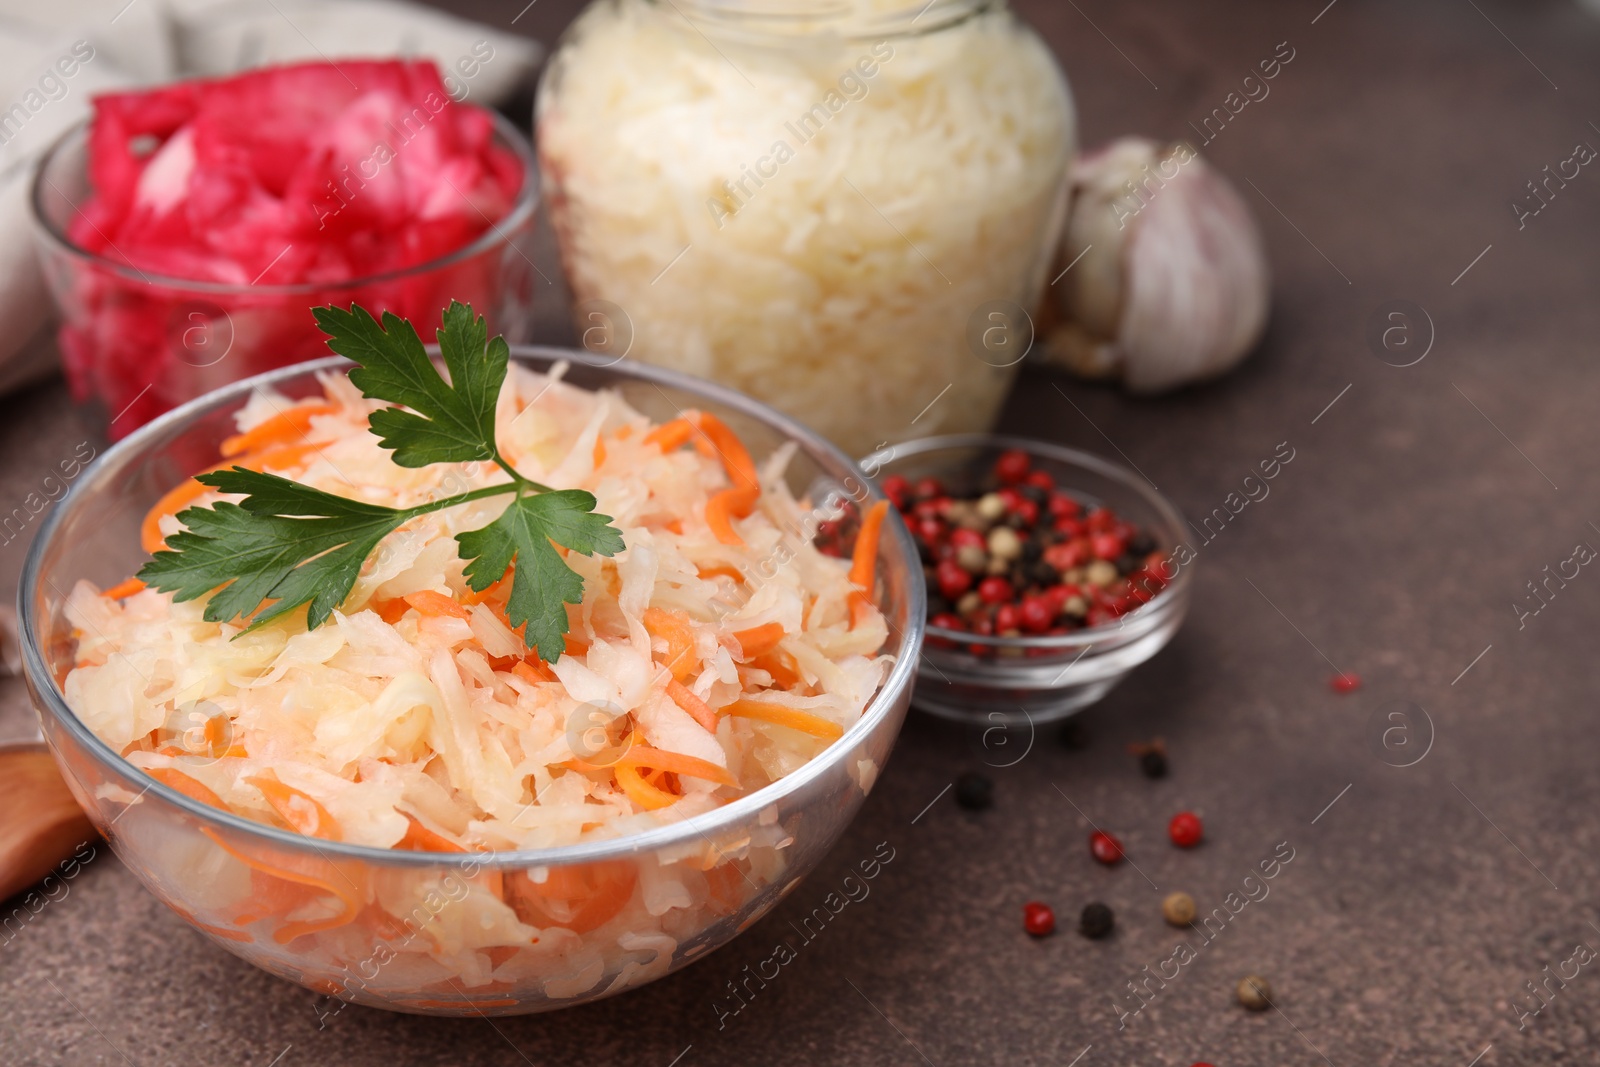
[18,347,922,1015]
[30,60,538,439]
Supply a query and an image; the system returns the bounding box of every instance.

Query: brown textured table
[5,1,1600,1064]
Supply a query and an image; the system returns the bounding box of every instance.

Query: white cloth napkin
[0,0,542,393]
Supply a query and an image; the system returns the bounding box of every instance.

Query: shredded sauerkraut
[60,365,895,1004]
[537,0,1075,457]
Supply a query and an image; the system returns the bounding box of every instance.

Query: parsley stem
[490,453,555,495]
[404,482,520,519]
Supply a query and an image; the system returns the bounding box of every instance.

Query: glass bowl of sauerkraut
[18,347,922,1015]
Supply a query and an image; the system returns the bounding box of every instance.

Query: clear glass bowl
[862,434,1190,726]
[29,112,539,439]
[18,349,923,1016]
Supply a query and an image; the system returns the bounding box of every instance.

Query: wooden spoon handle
[0,746,97,902]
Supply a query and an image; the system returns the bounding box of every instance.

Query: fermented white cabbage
[537,0,1075,456]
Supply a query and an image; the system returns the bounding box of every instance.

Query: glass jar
[537,0,1075,458]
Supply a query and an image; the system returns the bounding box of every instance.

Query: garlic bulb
[1042,137,1269,392]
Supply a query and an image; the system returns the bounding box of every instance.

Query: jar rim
[641,0,998,40]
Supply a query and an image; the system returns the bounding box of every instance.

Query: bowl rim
[860,432,1192,652]
[28,107,540,296]
[19,345,924,868]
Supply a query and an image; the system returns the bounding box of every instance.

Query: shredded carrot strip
[667,679,718,733]
[201,827,363,944]
[643,417,695,452]
[564,633,590,657]
[697,564,745,583]
[140,477,211,553]
[690,412,762,545]
[722,700,844,740]
[592,436,607,469]
[248,774,341,840]
[614,761,680,810]
[147,766,227,809]
[617,745,737,787]
[643,607,698,682]
[219,402,337,458]
[693,412,758,491]
[752,649,803,689]
[732,621,785,659]
[504,862,636,934]
[512,660,558,685]
[397,815,466,852]
[371,599,410,624]
[102,577,145,599]
[706,487,759,546]
[847,499,890,627]
[404,590,471,620]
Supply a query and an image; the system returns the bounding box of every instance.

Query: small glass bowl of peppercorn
[858,435,1191,725]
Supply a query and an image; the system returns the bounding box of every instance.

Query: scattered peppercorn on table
[3,0,1599,1064]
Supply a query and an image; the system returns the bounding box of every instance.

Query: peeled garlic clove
[1044,137,1270,392]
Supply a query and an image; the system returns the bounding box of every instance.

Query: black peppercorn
[1128,532,1157,556]
[954,772,993,811]
[1140,750,1169,779]
[1021,539,1043,564]
[926,593,953,617]
[1079,902,1114,939]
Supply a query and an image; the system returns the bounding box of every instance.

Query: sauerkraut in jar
[537,0,1075,458]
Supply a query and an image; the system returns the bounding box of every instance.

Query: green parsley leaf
[456,490,626,662]
[137,303,627,661]
[313,301,509,469]
[138,500,408,632]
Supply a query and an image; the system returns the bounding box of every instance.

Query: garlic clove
[1044,137,1270,392]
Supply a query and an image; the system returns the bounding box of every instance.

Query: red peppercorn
[1168,812,1203,848]
[1013,498,1040,526]
[977,576,1013,604]
[936,559,973,600]
[1044,541,1089,572]
[912,497,949,522]
[994,602,1022,633]
[1025,469,1055,491]
[1085,605,1117,628]
[913,476,945,501]
[1045,584,1076,611]
[996,487,1022,513]
[1089,830,1124,865]
[1022,901,1055,937]
[1090,533,1126,561]
[1145,551,1173,579]
[929,612,965,632]
[1331,672,1361,693]
[995,449,1031,485]
[881,474,912,510]
[1054,516,1085,539]
[950,527,986,550]
[916,517,945,545]
[1019,595,1055,633]
[1085,507,1116,533]
[1048,493,1081,519]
